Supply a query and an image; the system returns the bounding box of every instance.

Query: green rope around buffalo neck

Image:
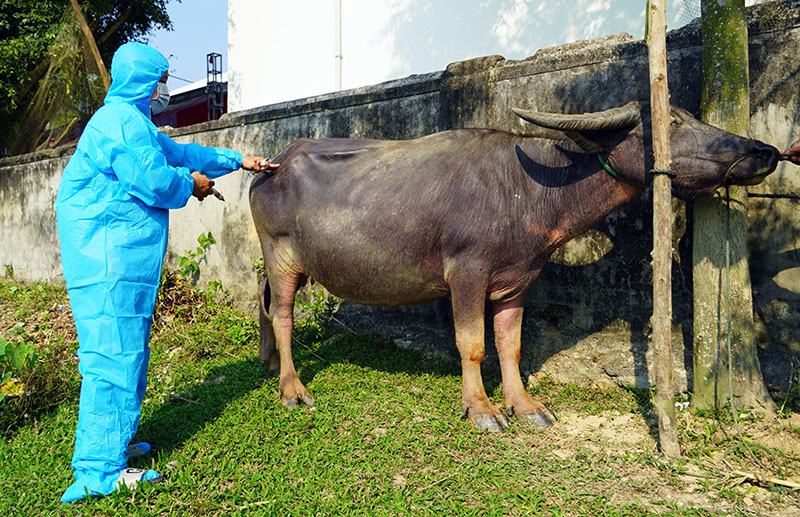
[596,153,644,188]
[723,154,750,185]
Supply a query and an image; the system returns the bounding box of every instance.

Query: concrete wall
[0,147,70,282]
[2,1,800,392]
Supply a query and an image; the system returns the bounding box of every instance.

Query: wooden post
[646,0,681,457]
[69,0,110,91]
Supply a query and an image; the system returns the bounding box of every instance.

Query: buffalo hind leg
[493,297,556,426]
[449,272,509,432]
[270,273,315,408]
[258,277,280,376]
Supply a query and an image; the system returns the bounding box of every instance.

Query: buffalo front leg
[493,297,555,426]
[449,274,509,432]
[258,277,280,376]
[270,274,315,408]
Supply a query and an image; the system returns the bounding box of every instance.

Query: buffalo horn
[512,104,641,132]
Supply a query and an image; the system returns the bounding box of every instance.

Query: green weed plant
[0,337,38,399]
[294,287,338,345]
[177,231,217,279]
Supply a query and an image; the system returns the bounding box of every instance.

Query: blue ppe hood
[106,42,169,117]
[56,42,242,502]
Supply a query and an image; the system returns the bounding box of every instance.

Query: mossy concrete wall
[2,1,799,393]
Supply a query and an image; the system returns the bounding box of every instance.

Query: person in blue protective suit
[55,41,278,503]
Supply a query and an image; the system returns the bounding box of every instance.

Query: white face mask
[150,82,170,115]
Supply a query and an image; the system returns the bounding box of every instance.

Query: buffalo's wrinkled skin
[250,101,778,431]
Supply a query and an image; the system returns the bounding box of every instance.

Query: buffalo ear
[564,131,604,153]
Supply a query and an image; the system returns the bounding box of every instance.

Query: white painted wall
[228,0,768,114]
[226,0,649,113]
[228,0,406,111]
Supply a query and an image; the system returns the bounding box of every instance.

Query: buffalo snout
[726,141,779,186]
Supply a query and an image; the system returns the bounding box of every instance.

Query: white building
[226,0,717,114]
[228,0,409,111]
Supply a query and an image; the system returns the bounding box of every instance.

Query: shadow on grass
[292,329,502,405]
[134,322,544,457]
[135,358,269,456]
[623,385,658,442]
[134,328,480,457]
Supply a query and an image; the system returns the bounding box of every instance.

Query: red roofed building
[151,72,228,128]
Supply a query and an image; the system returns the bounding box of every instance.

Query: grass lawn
[1,277,799,516]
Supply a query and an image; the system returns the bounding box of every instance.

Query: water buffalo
[249,100,778,431]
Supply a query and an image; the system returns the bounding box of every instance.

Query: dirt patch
[749,414,800,457]
[558,411,653,445]
[518,408,800,515]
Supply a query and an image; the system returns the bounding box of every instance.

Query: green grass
[0,277,798,515]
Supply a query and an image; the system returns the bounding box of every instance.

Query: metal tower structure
[206,52,224,121]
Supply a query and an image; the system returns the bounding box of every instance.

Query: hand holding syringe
[211,187,225,202]
[205,156,280,202]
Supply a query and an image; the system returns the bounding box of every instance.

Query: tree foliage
[0,0,172,156]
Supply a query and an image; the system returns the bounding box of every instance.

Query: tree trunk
[647,0,681,457]
[70,0,110,91]
[693,0,775,412]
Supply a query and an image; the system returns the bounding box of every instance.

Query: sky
[147,0,229,92]
[145,1,765,105]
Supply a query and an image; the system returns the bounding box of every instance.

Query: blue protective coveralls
[55,42,243,502]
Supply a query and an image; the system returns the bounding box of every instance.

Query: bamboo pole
[646,0,681,458]
[69,0,110,91]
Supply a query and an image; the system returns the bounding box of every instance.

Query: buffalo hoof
[464,406,510,432]
[282,392,316,409]
[522,409,557,427]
